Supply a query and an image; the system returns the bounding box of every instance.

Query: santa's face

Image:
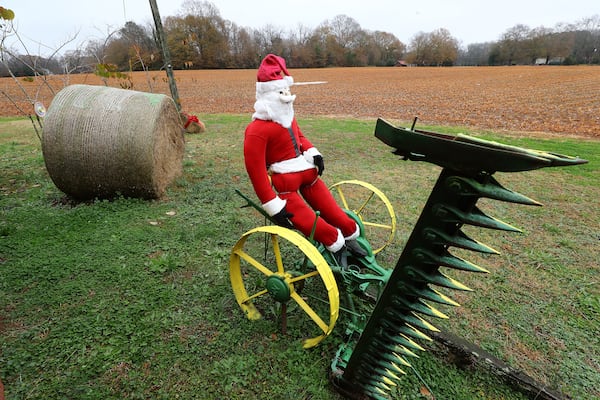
[279,87,295,103]
[253,79,296,128]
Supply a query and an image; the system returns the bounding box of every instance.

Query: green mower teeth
[401,285,461,307]
[412,248,490,273]
[329,120,588,399]
[422,227,500,254]
[444,175,543,206]
[433,204,523,232]
[390,296,449,319]
[405,266,473,291]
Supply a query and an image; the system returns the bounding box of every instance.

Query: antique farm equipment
[229,117,587,399]
[231,181,396,348]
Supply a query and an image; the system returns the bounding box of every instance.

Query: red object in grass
[184,114,200,129]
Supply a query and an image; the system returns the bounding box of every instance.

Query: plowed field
[2,66,598,138]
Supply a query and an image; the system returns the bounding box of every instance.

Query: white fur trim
[303,147,321,163]
[262,196,286,216]
[269,155,314,174]
[344,223,360,241]
[256,76,294,94]
[326,229,345,253]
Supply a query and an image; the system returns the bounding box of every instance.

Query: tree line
[2,0,599,78]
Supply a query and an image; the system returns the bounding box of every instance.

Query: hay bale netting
[42,84,185,200]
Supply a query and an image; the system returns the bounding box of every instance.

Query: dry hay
[42,84,185,200]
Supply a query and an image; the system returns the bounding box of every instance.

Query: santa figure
[243,54,366,260]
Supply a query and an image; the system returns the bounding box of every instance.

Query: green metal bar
[235,189,274,222]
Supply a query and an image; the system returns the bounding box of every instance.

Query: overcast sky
[9,0,599,56]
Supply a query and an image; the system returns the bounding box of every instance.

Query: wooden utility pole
[148,0,181,112]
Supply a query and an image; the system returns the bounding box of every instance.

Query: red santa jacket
[244,118,321,215]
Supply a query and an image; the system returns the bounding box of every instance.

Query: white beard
[253,90,296,128]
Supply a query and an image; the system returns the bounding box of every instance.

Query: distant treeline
[2,1,599,77]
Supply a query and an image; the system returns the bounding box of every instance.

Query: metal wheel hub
[266,275,292,302]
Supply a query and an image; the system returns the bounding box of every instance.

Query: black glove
[313,155,324,176]
[272,207,294,229]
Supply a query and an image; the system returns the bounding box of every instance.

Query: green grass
[1,115,598,399]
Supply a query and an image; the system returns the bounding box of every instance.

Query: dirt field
[2,66,598,138]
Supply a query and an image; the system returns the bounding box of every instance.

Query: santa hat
[256,54,294,94]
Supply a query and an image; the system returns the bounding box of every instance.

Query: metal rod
[302,211,321,269]
[148,0,181,112]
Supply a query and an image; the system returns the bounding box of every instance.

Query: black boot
[333,247,348,269]
[345,239,367,257]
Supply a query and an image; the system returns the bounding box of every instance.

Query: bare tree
[528,26,575,64]
[406,29,459,66]
[61,48,96,75]
[164,12,230,68]
[315,15,368,66]
[406,31,429,65]
[179,0,221,19]
[571,15,600,64]
[459,42,495,66]
[496,24,532,65]
[328,15,362,50]
[369,31,405,66]
[254,24,287,58]
[0,6,80,139]
[288,23,315,66]
[429,28,459,66]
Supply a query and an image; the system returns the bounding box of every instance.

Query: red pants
[271,169,357,248]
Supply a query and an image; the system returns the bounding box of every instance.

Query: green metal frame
[329,118,587,399]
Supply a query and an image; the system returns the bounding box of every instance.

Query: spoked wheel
[329,180,397,254]
[230,225,339,348]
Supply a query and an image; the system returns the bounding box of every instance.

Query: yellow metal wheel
[230,225,339,348]
[329,180,397,254]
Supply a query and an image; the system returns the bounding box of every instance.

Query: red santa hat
[256,54,294,94]
[257,54,289,81]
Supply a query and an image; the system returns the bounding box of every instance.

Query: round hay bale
[42,84,185,200]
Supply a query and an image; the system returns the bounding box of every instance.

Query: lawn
[1,114,598,400]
